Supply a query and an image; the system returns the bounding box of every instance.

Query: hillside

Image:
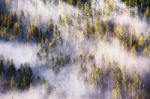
[0,0,150,99]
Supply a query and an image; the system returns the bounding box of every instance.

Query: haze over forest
[0,0,150,99]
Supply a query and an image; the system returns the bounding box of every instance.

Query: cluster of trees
[64,0,150,18]
[78,59,145,99]
[122,0,150,17]
[112,66,143,99]
[0,0,149,97]
[62,0,89,6]
[0,9,57,43]
[0,0,149,56]
[52,55,70,73]
[0,58,39,91]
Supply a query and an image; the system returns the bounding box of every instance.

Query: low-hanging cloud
[0,41,38,67]
[9,0,81,26]
[0,0,149,99]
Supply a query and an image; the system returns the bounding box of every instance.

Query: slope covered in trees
[0,57,43,91]
[0,0,150,99]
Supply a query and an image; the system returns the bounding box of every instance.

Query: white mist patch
[0,86,46,99]
[93,39,150,73]
[92,0,149,37]
[39,64,100,99]
[8,0,149,39]
[48,70,88,99]
[9,0,81,26]
[0,64,100,99]
[0,42,38,67]
[112,10,149,37]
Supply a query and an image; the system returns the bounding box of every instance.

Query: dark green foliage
[122,0,150,17]
[0,59,4,75]
[0,58,37,91]
[17,64,33,89]
[113,66,123,85]
[7,59,16,77]
[52,55,70,73]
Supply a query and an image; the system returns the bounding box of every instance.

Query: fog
[0,41,38,67]
[0,0,149,99]
[9,0,81,26]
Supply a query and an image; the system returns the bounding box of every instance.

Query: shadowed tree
[0,59,4,75]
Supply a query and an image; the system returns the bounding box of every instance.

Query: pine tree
[122,66,127,88]
[133,72,141,89]
[67,0,73,5]
[77,0,81,9]
[113,66,122,86]
[145,7,150,18]
[94,18,102,37]
[0,59,4,75]
[14,22,22,37]
[8,59,16,77]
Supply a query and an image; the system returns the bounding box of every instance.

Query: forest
[0,0,150,99]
